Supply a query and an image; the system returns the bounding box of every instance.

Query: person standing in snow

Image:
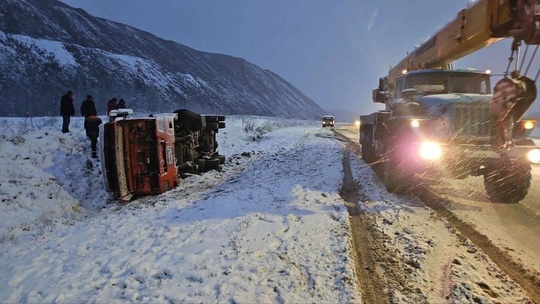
[106,98,117,116]
[84,115,103,158]
[116,98,126,110]
[80,95,97,118]
[60,90,75,133]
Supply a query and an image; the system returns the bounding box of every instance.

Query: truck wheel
[483,158,531,203]
[381,157,413,194]
[218,122,226,129]
[514,138,535,146]
[196,159,206,172]
[207,122,219,131]
[217,155,226,164]
[217,116,226,122]
[174,109,203,132]
[206,116,219,123]
[205,158,220,171]
[360,127,377,164]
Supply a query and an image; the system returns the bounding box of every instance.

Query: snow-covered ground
[0,115,534,303]
[0,115,358,303]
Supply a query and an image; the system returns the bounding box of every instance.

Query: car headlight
[410,119,420,128]
[419,142,442,160]
[354,120,361,126]
[527,149,540,163]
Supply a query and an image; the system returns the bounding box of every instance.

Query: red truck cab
[103,114,178,201]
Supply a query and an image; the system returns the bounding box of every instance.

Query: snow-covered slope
[0,115,358,302]
[0,0,325,119]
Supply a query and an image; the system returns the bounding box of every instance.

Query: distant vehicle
[322,115,335,127]
[101,109,225,201]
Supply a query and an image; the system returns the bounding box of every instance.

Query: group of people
[59,91,128,158]
[106,97,127,115]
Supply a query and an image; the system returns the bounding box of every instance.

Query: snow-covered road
[0,117,358,303]
[1,116,536,303]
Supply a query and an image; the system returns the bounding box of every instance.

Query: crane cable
[504,43,540,82]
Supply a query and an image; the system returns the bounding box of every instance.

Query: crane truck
[360,0,540,202]
[101,109,226,201]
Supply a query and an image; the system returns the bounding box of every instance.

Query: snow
[0,115,358,303]
[108,53,184,95]
[5,33,78,67]
[0,115,535,303]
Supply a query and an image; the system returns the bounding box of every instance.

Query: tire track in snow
[413,185,540,302]
[339,145,389,304]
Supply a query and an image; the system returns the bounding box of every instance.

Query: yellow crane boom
[388,0,540,86]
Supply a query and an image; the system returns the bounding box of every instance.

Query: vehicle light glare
[410,119,420,128]
[527,149,540,163]
[402,69,407,74]
[419,142,442,160]
[524,121,535,130]
[354,120,361,126]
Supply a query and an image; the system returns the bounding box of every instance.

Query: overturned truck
[102,109,225,201]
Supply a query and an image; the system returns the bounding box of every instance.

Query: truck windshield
[402,73,490,96]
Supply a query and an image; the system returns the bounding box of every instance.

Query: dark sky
[60,0,520,116]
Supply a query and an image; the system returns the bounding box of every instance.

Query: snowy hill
[0,0,325,119]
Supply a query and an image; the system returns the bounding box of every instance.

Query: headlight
[354,120,361,126]
[527,149,540,163]
[410,119,420,128]
[524,121,535,130]
[419,142,442,160]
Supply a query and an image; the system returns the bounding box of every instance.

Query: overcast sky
[60,0,516,115]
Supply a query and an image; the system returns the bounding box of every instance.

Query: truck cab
[322,115,335,127]
[361,69,540,202]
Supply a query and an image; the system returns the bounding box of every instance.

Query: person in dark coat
[106,98,117,116]
[80,95,97,118]
[116,99,126,109]
[60,90,75,133]
[84,115,103,158]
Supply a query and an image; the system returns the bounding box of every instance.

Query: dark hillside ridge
[0,0,325,118]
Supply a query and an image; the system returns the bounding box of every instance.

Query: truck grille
[452,103,491,139]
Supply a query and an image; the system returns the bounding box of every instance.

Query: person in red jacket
[84,115,103,158]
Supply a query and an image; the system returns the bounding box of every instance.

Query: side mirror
[378,76,388,91]
[372,88,387,103]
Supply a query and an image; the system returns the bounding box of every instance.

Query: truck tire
[514,138,536,146]
[205,158,220,171]
[174,109,203,132]
[360,126,377,164]
[196,158,206,172]
[206,116,219,123]
[217,115,226,122]
[218,122,226,129]
[206,122,219,131]
[381,156,414,194]
[217,155,226,164]
[483,158,531,203]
